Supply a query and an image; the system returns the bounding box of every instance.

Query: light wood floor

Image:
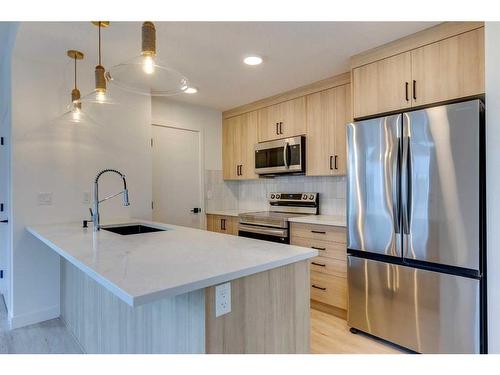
[310,308,407,354]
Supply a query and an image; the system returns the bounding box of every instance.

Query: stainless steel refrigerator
[346,99,486,354]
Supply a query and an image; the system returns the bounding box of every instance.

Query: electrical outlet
[82,191,90,204]
[37,192,53,206]
[215,282,231,317]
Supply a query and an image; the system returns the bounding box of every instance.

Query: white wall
[9,24,153,328]
[151,97,222,171]
[0,22,18,310]
[485,21,500,353]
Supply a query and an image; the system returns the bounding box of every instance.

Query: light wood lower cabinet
[206,214,239,236]
[291,222,347,318]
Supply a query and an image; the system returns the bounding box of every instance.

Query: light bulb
[71,107,81,122]
[142,55,155,75]
[96,90,106,103]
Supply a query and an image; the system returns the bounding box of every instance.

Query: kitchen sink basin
[102,224,167,235]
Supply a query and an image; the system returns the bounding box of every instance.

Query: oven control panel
[269,192,318,202]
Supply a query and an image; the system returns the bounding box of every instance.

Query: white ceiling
[14,21,439,111]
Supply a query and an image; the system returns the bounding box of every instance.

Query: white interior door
[152,125,203,229]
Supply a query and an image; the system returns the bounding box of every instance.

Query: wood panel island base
[27,220,315,354]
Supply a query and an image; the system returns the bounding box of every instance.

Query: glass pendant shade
[106,21,189,96]
[81,87,117,105]
[54,49,93,125]
[56,101,93,124]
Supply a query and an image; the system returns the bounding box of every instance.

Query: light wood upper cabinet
[258,97,306,142]
[306,84,351,176]
[352,27,485,119]
[239,111,259,179]
[410,28,485,107]
[222,116,239,180]
[222,111,258,180]
[352,52,412,119]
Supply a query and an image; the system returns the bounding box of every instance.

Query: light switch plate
[37,192,53,205]
[215,282,231,317]
[82,191,90,204]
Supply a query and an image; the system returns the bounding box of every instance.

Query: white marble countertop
[205,209,249,217]
[27,219,317,307]
[288,215,346,227]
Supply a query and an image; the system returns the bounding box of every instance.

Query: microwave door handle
[283,142,289,168]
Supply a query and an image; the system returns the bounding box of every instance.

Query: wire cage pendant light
[106,21,189,96]
[82,21,116,105]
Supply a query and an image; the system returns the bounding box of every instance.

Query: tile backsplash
[205,170,346,216]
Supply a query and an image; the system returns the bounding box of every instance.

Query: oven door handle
[238,224,288,238]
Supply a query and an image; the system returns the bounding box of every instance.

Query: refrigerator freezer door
[403,100,480,270]
[347,256,480,353]
[347,115,402,257]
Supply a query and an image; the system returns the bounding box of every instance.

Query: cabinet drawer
[309,256,347,278]
[207,215,238,235]
[290,236,346,261]
[310,271,347,310]
[290,222,346,243]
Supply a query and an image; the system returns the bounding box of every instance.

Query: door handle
[276,123,279,135]
[279,122,283,135]
[412,80,417,100]
[190,208,201,213]
[0,219,8,223]
[393,136,402,234]
[334,155,338,170]
[311,230,326,234]
[403,139,412,235]
[405,82,409,102]
[283,142,289,168]
[239,165,243,176]
[311,246,326,251]
[329,155,333,170]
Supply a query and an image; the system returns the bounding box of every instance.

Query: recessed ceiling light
[243,56,263,66]
[184,87,198,94]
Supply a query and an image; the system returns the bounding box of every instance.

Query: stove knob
[276,194,280,199]
[271,194,275,199]
[302,194,307,200]
[309,194,315,200]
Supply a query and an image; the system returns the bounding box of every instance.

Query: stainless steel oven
[238,192,319,244]
[254,136,305,176]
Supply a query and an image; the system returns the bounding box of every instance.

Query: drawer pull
[311,246,326,251]
[311,262,326,267]
[311,230,326,234]
[312,284,326,291]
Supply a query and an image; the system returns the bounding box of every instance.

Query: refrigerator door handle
[392,137,402,234]
[402,124,412,235]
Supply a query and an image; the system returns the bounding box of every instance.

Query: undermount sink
[102,224,167,236]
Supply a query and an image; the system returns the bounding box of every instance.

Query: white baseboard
[9,305,60,329]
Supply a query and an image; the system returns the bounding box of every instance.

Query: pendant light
[82,21,116,105]
[56,50,92,124]
[106,21,189,96]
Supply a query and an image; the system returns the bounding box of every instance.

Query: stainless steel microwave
[254,136,306,176]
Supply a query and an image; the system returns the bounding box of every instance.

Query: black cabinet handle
[413,80,417,100]
[312,284,326,291]
[334,155,338,170]
[311,230,326,234]
[311,262,326,267]
[276,123,279,135]
[239,165,243,176]
[220,218,226,230]
[329,155,333,170]
[279,122,283,135]
[405,82,409,101]
[311,246,326,251]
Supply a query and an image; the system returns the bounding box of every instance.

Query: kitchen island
[27,219,316,354]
